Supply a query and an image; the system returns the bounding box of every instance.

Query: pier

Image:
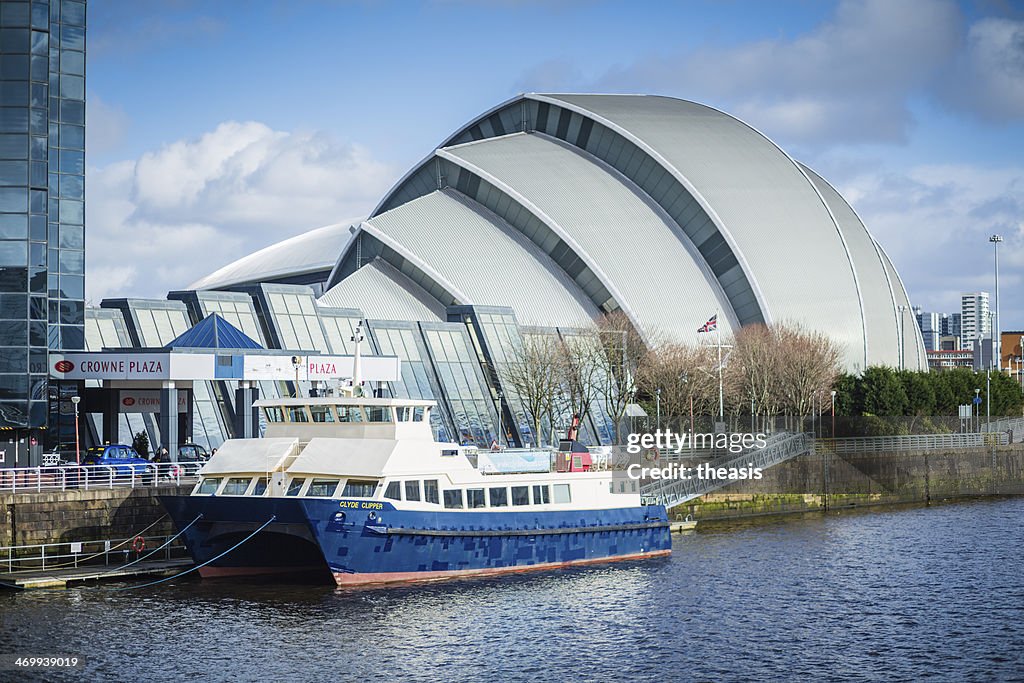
[0,558,193,589]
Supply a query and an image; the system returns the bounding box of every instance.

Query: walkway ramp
[0,558,194,589]
[641,432,813,509]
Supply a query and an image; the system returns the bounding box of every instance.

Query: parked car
[81,444,157,478]
[177,443,210,463]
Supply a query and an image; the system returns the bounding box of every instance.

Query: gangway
[640,432,814,509]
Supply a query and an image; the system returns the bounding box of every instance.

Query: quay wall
[0,484,189,547]
[678,443,1024,521]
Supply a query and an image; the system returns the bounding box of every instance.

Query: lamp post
[830,390,837,438]
[975,388,981,432]
[655,387,661,430]
[990,234,1003,371]
[70,395,81,464]
[496,390,503,448]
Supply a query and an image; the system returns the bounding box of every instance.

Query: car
[177,443,210,463]
[81,444,157,479]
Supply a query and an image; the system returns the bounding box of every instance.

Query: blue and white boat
[161,384,670,586]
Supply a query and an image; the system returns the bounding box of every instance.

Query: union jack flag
[697,314,717,333]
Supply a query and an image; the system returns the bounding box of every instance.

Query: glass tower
[0,0,85,436]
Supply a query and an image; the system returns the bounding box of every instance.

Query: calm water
[2,498,1023,682]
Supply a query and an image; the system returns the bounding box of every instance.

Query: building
[1001,331,1024,384]
[938,335,962,351]
[44,93,932,461]
[0,0,86,451]
[942,312,961,339]
[915,307,941,351]
[961,292,991,351]
[927,349,975,371]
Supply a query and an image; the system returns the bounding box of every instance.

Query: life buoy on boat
[131,535,146,553]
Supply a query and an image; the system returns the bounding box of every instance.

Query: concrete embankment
[0,484,189,547]
[678,442,1024,521]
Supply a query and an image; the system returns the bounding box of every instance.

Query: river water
[2,497,1023,682]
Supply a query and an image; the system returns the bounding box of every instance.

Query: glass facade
[0,0,85,429]
[84,307,152,445]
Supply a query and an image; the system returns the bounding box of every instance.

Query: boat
[160,333,671,587]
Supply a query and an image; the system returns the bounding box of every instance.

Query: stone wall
[0,484,190,547]
[678,443,1024,521]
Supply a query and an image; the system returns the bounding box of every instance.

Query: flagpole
[716,311,724,422]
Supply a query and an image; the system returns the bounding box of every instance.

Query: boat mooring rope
[111,515,277,591]
[99,513,203,575]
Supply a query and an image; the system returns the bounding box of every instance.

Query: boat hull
[161,496,672,586]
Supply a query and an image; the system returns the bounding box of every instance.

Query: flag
[697,314,717,333]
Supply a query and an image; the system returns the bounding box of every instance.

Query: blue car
[82,444,157,478]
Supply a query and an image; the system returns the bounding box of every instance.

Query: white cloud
[84,121,395,303]
[85,94,130,157]
[937,17,1024,122]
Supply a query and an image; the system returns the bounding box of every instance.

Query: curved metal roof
[364,188,598,328]
[318,258,445,322]
[441,132,737,341]
[189,220,359,291]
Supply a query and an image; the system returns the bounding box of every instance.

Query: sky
[83,0,1024,328]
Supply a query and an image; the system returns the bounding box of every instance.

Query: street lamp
[830,390,837,438]
[990,234,1003,372]
[975,388,981,432]
[70,395,81,464]
[655,387,661,430]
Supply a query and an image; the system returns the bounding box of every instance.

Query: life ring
[643,448,660,462]
[131,535,146,553]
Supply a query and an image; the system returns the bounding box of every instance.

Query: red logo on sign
[122,397,136,406]
[54,360,75,372]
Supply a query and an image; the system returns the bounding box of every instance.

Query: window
[413,406,425,422]
[488,487,508,507]
[404,480,421,501]
[287,406,309,422]
[572,455,584,469]
[384,481,401,500]
[443,490,464,509]
[342,480,377,498]
[310,405,334,423]
[223,477,251,496]
[511,486,530,506]
[307,479,340,497]
[196,478,221,495]
[337,406,364,422]
[365,406,390,422]
[264,407,284,423]
[253,478,268,496]
[533,485,551,505]
[396,406,411,421]
[467,488,486,509]
[553,484,571,504]
[424,479,439,504]
[286,478,306,496]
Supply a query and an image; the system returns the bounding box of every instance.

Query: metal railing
[0,532,191,574]
[823,431,1009,454]
[981,416,1024,435]
[641,432,813,509]
[0,463,202,494]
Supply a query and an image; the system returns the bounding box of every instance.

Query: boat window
[396,406,411,422]
[196,477,221,495]
[365,406,391,422]
[310,405,335,423]
[572,455,584,469]
[222,477,251,495]
[553,484,571,504]
[252,477,268,496]
[342,480,377,498]
[337,406,365,422]
[488,487,508,507]
[264,407,284,423]
[443,490,464,509]
[532,485,551,505]
[412,406,425,422]
[307,479,340,497]
[511,486,530,506]
[618,481,626,493]
[286,478,306,496]
[424,479,439,504]
[466,488,486,509]
[384,481,402,500]
[287,406,309,423]
[404,480,421,501]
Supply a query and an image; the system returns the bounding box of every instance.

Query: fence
[824,430,1013,455]
[0,532,190,573]
[0,463,202,494]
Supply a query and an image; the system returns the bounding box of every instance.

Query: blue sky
[84,0,1024,329]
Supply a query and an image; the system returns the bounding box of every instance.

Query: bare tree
[594,312,648,443]
[637,342,717,430]
[558,330,606,440]
[498,333,565,446]
[728,324,782,430]
[773,323,842,422]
